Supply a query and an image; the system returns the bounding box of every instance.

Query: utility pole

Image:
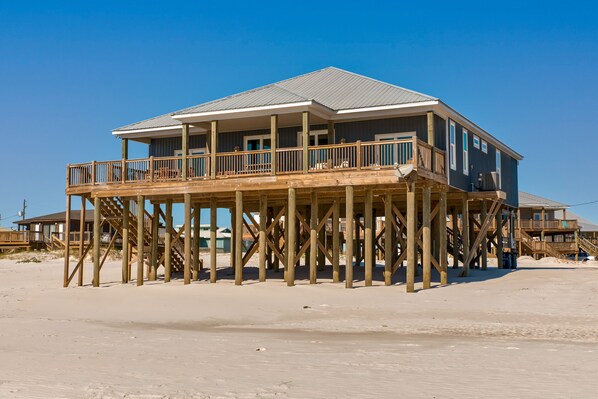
[21,199,27,221]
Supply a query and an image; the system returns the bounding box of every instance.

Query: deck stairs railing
[578,236,598,257]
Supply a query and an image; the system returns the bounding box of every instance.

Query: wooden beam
[150,203,159,281]
[182,123,189,179]
[259,195,267,282]
[78,196,86,286]
[406,181,416,293]
[210,196,217,283]
[164,199,172,283]
[192,204,201,281]
[384,193,393,285]
[137,195,145,286]
[332,199,340,283]
[310,191,318,284]
[121,198,129,284]
[270,115,278,175]
[210,120,218,179]
[287,187,296,286]
[184,193,192,284]
[93,196,101,287]
[63,194,71,288]
[481,200,488,270]
[302,111,309,173]
[345,186,354,288]
[439,192,448,285]
[422,186,431,289]
[364,188,373,287]
[235,190,243,285]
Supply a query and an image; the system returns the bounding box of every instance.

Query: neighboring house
[177,224,231,253]
[14,211,113,250]
[565,211,598,257]
[64,66,522,289]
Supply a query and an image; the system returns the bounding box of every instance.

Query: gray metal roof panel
[568,212,598,232]
[518,191,569,209]
[114,112,181,132]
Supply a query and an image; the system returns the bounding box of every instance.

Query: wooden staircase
[578,236,598,257]
[516,229,563,259]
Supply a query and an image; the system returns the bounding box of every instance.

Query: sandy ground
[0,253,597,398]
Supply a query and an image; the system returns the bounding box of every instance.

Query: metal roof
[567,211,598,232]
[14,211,96,225]
[115,112,181,132]
[518,191,569,209]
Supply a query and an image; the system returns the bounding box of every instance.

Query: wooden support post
[496,208,503,269]
[184,193,192,284]
[469,213,475,267]
[310,192,318,284]
[427,111,435,171]
[422,186,432,289]
[481,201,488,270]
[258,195,267,282]
[287,188,296,286]
[317,207,326,272]
[461,196,470,276]
[302,111,309,173]
[121,138,129,159]
[439,192,448,285]
[235,191,243,285]
[192,204,201,280]
[364,189,373,287]
[406,182,416,293]
[210,197,217,283]
[164,199,172,283]
[332,200,340,283]
[273,208,280,272]
[270,115,278,175]
[63,194,71,287]
[136,195,145,286]
[93,196,101,287]
[452,207,459,268]
[327,121,335,144]
[78,196,86,286]
[384,193,393,286]
[230,208,235,270]
[150,203,159,281]
[345,186,354,288]
[210,120,218,178]
[181,123,189,179]
[355,214,361,267]
[121,198,129,284]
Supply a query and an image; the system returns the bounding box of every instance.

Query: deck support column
[332,200,340,283]
[150,203,159,281]
[181,123,189,179]
[384,193,393,285]
[302,111,309,173]
[345,186,354,288]
[270,115,278,175]
[481,201,488,270]
[273,208,280,272]
[78,196,86,286]
[317,207,326,272]
[452,207,459,268]
[184,193,192,284]
[422,186,432,289]
[192,204,201,281]
[406,181,416,293]
[136,195,145,286]
[235,191,243,285]
[63,194,71,287]
[496,208,503,268]
[92,196,101,287]
[210,197,217,283]
[355,215,361,267]
[121,198,129,283]
[164,199,172,283]
[259,195,267,282]
[439,192,448,285]
[287,188,296,286]
[364,188,373,287]
[310,192,318,284]
[210,121,218,179]
[461,196,470,276]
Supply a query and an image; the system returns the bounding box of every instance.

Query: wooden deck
[0,231,29,251]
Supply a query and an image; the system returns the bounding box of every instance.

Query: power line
[569,199,598,207]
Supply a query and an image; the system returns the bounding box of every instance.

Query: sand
[0,254,597,398]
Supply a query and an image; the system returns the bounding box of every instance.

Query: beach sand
[0,254,597,398]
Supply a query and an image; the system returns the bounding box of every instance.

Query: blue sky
[1,1,597,227]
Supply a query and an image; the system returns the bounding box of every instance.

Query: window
[463,129,469,175]
[244,134,271,151]
[495,149,502,189]
[449,121,456,171]
[375,132,415,166]
[481,140,488,154]
[473,135,480,149]
[297,129,329,146]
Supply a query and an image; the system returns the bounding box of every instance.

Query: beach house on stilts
[63,67,522,291]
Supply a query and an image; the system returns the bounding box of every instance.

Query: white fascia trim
[435,101,523,161]
[112,125,207,139]
[173,101,321,121]
[334,100,439,116]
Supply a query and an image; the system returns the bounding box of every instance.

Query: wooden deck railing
[0,230,29,244]
[519,219,578,230]
[67,137,447,188]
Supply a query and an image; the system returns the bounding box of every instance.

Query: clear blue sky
[1,1,597,227]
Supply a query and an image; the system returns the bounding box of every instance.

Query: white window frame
[473,134,480,149]
[174,147,206,156]
[449,121,456,171]
[244,134,271,151]
[296,129,329,146]
[496,149,502,189]
[481,140,488,154]
[374,132,415,141]
[462,129,469,176]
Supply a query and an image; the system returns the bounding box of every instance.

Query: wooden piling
[122,198,129,283]
[406,181,416,293]
[452,207,459,269]
[422,186,431,289]
[496,208,503,269]
[345,186,354,288]
[150,203,159,281]
[332,200,340,283]
[164,199,172,283]
[184,193,192,284]
[210,196,217,283]
[384,193,392,285]
[63,194,71,288]
[481,200,488,270]
[461,196,470,276]
[310,191,318,284]
[137,195,145,286]
[78,196,86,286]
[93,196,101,287]
[439,191,448,285]
[235,191,243,285]
[364,189,373,287]
[192,205,200,281]
[258,195,267,282]
[287,188,296,286]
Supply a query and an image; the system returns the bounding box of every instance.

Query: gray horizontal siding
[335,115,428,143]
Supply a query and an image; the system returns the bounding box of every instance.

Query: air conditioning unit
[481,172,499,191]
